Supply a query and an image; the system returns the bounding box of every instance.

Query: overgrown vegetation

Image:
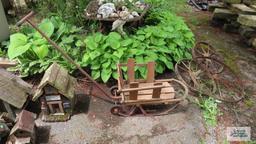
[82,11,194,82]
[6,0,195,82]
[196,97,221,126]
[7,17,85,76]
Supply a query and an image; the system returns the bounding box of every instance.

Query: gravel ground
[36,97,206,144]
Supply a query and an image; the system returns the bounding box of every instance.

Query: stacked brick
[209,0,256,48]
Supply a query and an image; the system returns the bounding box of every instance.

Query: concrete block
[231,4,256,14]
[237,14,256,27]
[208,2,225,12]
[213,8,238,20]
[223,21,241,33]
[239,25,256,38]
[250,5,256,10]
[224,0,241,4]
[252,38,256,48]
[243,0,256,5]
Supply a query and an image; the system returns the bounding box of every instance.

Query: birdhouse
[7,110,36,144]
[33,63,77,122]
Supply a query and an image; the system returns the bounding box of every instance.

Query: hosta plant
[7,16,84,77]
[82,11,194,82]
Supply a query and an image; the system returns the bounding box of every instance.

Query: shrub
[82,11,195,82]
[7,16,85,77]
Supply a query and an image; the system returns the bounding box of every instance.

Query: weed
[196,97,221,126]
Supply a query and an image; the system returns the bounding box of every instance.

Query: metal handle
[16,11,35,26]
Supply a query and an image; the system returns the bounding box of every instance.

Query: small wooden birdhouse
[7,110,36,144]
[33,63,77,122]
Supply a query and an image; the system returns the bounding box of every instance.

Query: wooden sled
[111,58,188,116]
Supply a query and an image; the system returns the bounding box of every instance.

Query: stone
[211,17,228,27]
[97,3,116,19]
[109,12,118,18]
[208,2,225,12]
[237,14,256,27]
[243,0,256,5]
[119,11,130,19]
[231,4,256,14]
[250,5,256,10]
[223,21,241,33]
[122,6,128,11]
[223,0,241,4]
[128,15,134,19]
[131,11,139,17]
[252,38,256,48]
[239,25,256,38]
[213,8,238,20]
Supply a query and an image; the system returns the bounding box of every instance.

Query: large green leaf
[85,36,98,50]
[8,33,30,59]
[113,50,124,58]
[108,32,121,40]
[106,37,120,49]
[121,38,133,47]
[101,68,112,83]
[34,19,55,38]
[33,45,49,59]
[82,53,90,64]
[94,32,103,43]
[92,70,100,79]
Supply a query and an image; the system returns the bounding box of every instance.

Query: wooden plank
[121,82,172,92]
[117,64,124,88]
[152,83,162,98]
[58,102,64,113]
[45,95,61,101]
[124,92,175,99]
[129,82,139,100]
[127,58,135,83]
[3,101,15,120]
[48,104,54,113]
[146,61,155,83]
[124,98,182,105]
[120,85,167,92]
[0,61,17,68]
[119,63,147,67]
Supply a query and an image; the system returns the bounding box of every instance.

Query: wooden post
[146,61,155,83]
[127,59,135,83]
[3,101,15,120]
[129,82,139,100]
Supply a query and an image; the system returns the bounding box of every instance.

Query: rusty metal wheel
[175,59,217,95]
[109,85,120,97]
[192,42,224,74]
[192,42,216,58]
[196,57,245,102]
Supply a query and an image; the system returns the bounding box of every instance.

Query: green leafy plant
[196,97,221,126]
[8,16,85,77]
[82,11,194,82]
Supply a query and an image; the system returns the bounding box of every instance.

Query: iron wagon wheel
[111,79,189,116]
[192,42,216,58]
[196,57,245,102]
[192,42,224,74]
[175,59,217,96]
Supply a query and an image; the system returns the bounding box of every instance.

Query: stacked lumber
[209,0,256,48]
